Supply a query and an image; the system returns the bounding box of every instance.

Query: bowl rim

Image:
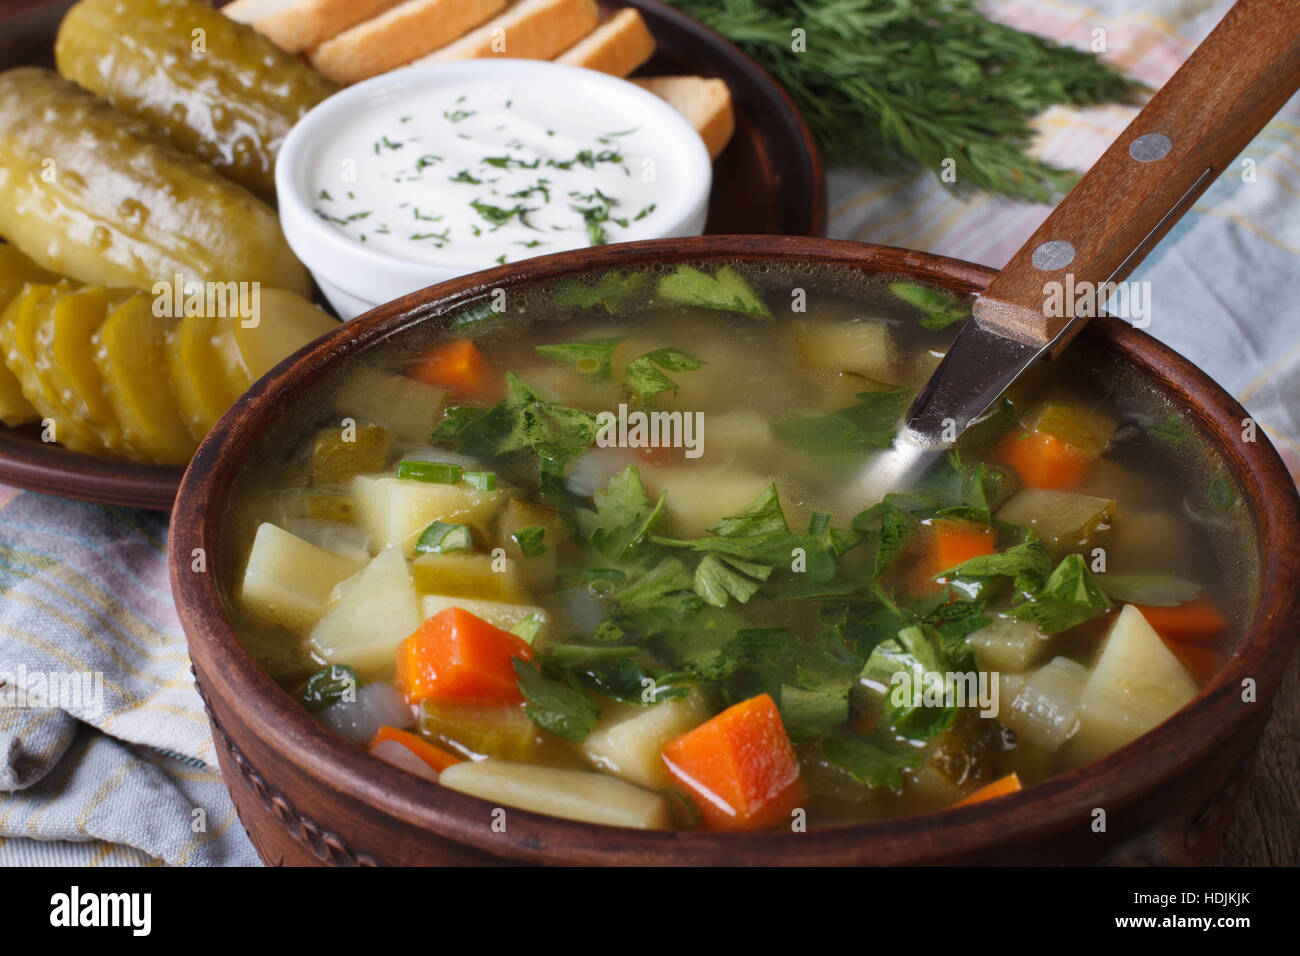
[275,58,714,299]
[170,235,1300,865]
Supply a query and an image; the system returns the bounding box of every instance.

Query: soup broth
[221,261,1256,832]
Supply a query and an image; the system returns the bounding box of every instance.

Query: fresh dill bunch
[665,0,1145,201]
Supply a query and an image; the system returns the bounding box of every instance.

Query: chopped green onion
[300,664,362,713]
[415,521,475,554]
[463,470,497,491]
[512,525,547,558]
[510,614,545,645]
[397,460,464,484]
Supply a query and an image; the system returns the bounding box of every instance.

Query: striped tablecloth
[1,0,1296,866]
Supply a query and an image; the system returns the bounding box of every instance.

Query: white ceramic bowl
[276,60,715,319]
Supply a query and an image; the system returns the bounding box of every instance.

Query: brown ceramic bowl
[168,236,1300,866]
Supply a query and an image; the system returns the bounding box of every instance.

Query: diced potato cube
[704,409,779,461]
[513,362,621,410]
[308,546,421,677]
[1071,605,1198,764]
[582,689,710,789]
[995,488,1115,558]
[420,594,550,640]
[615,330,752,412]
[795,320,904,386]
[1000,671,1027,705]
[641,465,772,538]
[1107,510,1197,575]
[330,366,447,443]
[968,616,1053,673]
[494,498,566,591]
[420,700,539,762]
[284,517,371,564]
[1002,656,1090,753]
[239,522,364,631]
[901,763,963,808]
[312,424,391,488]
[610,335,668,383]
[438,760,672,830]
[412,551,531,603]
[352,474,509,557]
[1080,459,1167,511]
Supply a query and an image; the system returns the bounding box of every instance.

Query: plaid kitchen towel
[0,490,257,865]
[0,0,1296,866]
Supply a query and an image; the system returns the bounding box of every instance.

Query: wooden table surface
[0,0,1296,866]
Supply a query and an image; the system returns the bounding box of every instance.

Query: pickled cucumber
[55,0,336,201]
[0,245,58,426]
[167,314,234,442]
[0,68,310,296]
[0,267,335,461]
[313,424,392,488]
[208,314,259,401]
[230,289,337,381]
[1,282,108,453]
[43,287,130,448]
[304,490,357,525]
[92,294,197,464]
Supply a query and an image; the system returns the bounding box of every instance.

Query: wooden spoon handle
[973,0,1300,347]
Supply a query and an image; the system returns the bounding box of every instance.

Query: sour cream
[309,79,674,268]
[277,61,713,318]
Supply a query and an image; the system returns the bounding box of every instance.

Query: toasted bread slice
[410,0,598,64]
[632,75,735,159]
[555,8,655,77]
[309,0,507,84]
[223,0,404,53]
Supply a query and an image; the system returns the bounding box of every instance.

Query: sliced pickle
[1,282,105,452]
[43,287,128,447]
[419,699,540,763]
[0,245,58,426]
[232,290,338,383]
[312,424,392,488]
[92,294,196,464]
[210,314,256,397]
[411,551,532,603]
[304,490,357,525]
[167,314,231,442]
[494,497,569,590]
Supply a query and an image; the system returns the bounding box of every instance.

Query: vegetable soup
[222,261,1256,832]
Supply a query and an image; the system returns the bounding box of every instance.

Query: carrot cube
[910,519,995,594]
[410,338,501,402]
[396,607,535,705]
[1134,600,1228,646]
[995,429,1091,490]
[661,693,805,831]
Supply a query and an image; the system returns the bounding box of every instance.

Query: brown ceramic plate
[0,0,824,511]
[171,236,1300,866]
